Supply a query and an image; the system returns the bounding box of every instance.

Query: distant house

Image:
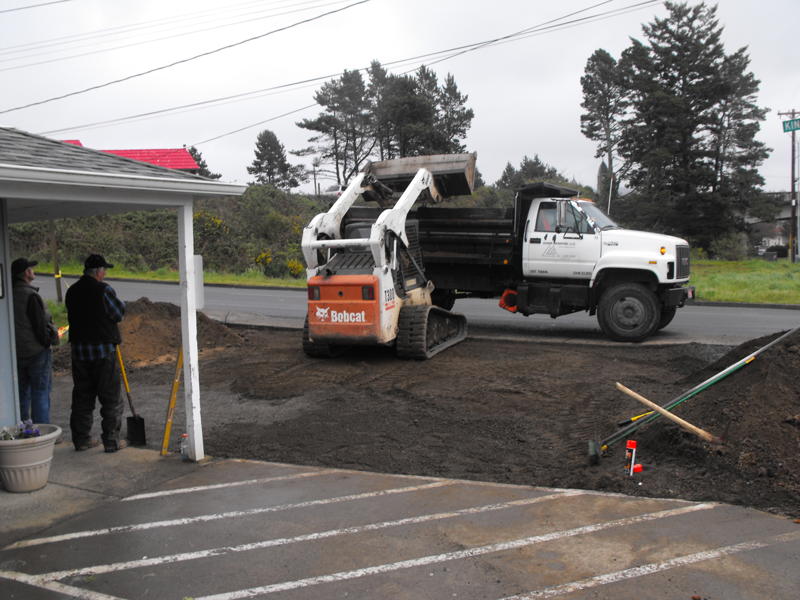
[747,192,792,248]
[62,139,199,174]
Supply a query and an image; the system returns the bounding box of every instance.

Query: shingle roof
[0,127,209,181]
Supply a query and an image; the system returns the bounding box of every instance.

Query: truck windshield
[576,201,618,230]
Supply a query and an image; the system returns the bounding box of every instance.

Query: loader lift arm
[301,154,474,360]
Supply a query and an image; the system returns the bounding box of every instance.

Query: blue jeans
[17,348,52,424]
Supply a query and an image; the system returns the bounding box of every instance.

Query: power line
[41,0,655,136]
[0,0,353,71]
[0,0,371,115]
[0,0,275,53]
[0,0,71,14]
[182,0,662,150]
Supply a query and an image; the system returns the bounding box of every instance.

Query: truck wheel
[431,289,456,311]
[657,306,677,330]
[597,283,660,342]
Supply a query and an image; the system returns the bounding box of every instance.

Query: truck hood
[601,228,688,251]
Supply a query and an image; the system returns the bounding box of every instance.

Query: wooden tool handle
[615,382,721,444]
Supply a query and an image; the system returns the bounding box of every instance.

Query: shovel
[116,345,146,446]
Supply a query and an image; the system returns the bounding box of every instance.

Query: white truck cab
[523,198,690,288]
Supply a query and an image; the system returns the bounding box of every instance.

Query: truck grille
[676,245,690,278]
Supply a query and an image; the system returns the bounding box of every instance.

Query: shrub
[287,259,305,278]
[709,232,749,261]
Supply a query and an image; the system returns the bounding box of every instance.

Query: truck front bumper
[662,285,695,308]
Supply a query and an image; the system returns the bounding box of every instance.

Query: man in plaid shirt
[65,254,127,452]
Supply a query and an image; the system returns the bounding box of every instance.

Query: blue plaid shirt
[71,286,125,361]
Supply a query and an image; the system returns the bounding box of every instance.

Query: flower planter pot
[0,424,62,493]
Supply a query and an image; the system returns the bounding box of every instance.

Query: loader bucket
[365,153,477,198]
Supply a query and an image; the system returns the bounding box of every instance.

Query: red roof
[102,148,199,171]
[62,139,83,146]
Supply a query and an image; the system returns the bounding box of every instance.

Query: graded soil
[51,299,800,518]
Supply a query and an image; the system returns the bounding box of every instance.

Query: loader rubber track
[396,305,468,360]
[302,317,342,358]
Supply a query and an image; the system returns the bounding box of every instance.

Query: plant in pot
[0,420,62,492]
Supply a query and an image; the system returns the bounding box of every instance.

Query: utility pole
[779,110,798,263]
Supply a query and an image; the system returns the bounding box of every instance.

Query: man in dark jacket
[12,258,57,424]
[65,254,127,452]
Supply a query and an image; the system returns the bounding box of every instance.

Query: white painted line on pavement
[0,569,124,600]
[501,530,800,598]
[195,503,716,600]
[39,491,584,582]
[122,469,326,501]
[5,481,452,550]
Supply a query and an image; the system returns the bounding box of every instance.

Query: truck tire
[597,283,660,342]
[657,306,677,330]
[431,289,456,311]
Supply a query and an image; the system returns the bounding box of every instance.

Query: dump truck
[301,154,475,359]
[343,180,694,343]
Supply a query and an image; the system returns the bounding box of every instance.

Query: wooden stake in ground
[615,382,722,444]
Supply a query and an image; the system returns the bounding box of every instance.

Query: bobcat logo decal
[315,306,330,321]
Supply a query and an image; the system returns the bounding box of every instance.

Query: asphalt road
[38,275,800,346]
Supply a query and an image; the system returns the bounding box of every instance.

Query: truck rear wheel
[597,283,660,342]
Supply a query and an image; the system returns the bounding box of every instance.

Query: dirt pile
[620,329,800,515]
[52,300,798,517]
[202,328,799,518]
[53,297,242,371]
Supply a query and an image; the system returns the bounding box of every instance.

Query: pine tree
[437,74,474,153]
[580,49,626,212]
[610,1,769,248]
[186,146,221,179]
[247,130,303,189]
[297,69,374,185]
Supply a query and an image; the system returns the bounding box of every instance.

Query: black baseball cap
[84,254,114,269]
[11,258,38,276]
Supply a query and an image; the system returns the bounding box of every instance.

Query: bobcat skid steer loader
[300,154,475,359]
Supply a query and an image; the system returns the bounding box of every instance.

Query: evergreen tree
[580,49,626,212]
[437,74,474,154]
[247,130,305,189]
[186,146,221,179]
[299,61,474,177]
[610,2,769,248]
[297,69,374,185]
[495,155,563,190]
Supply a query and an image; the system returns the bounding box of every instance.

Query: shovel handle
[615,382,721,444]
[116,345,136,417]
[161,349,183,456]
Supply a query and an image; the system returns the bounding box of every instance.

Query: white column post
[0,199,21,427]
[177,202,203,460]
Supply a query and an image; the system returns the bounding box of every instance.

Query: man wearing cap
[12,258,58,424]
[65,254,127,452]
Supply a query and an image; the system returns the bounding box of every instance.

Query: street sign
[783,118,800,132]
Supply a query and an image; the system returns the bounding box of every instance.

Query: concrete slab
[1,448,798,600]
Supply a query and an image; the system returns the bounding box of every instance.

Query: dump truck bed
[344,206,517,294]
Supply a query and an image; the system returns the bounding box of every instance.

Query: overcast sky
[0,0,796,194]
